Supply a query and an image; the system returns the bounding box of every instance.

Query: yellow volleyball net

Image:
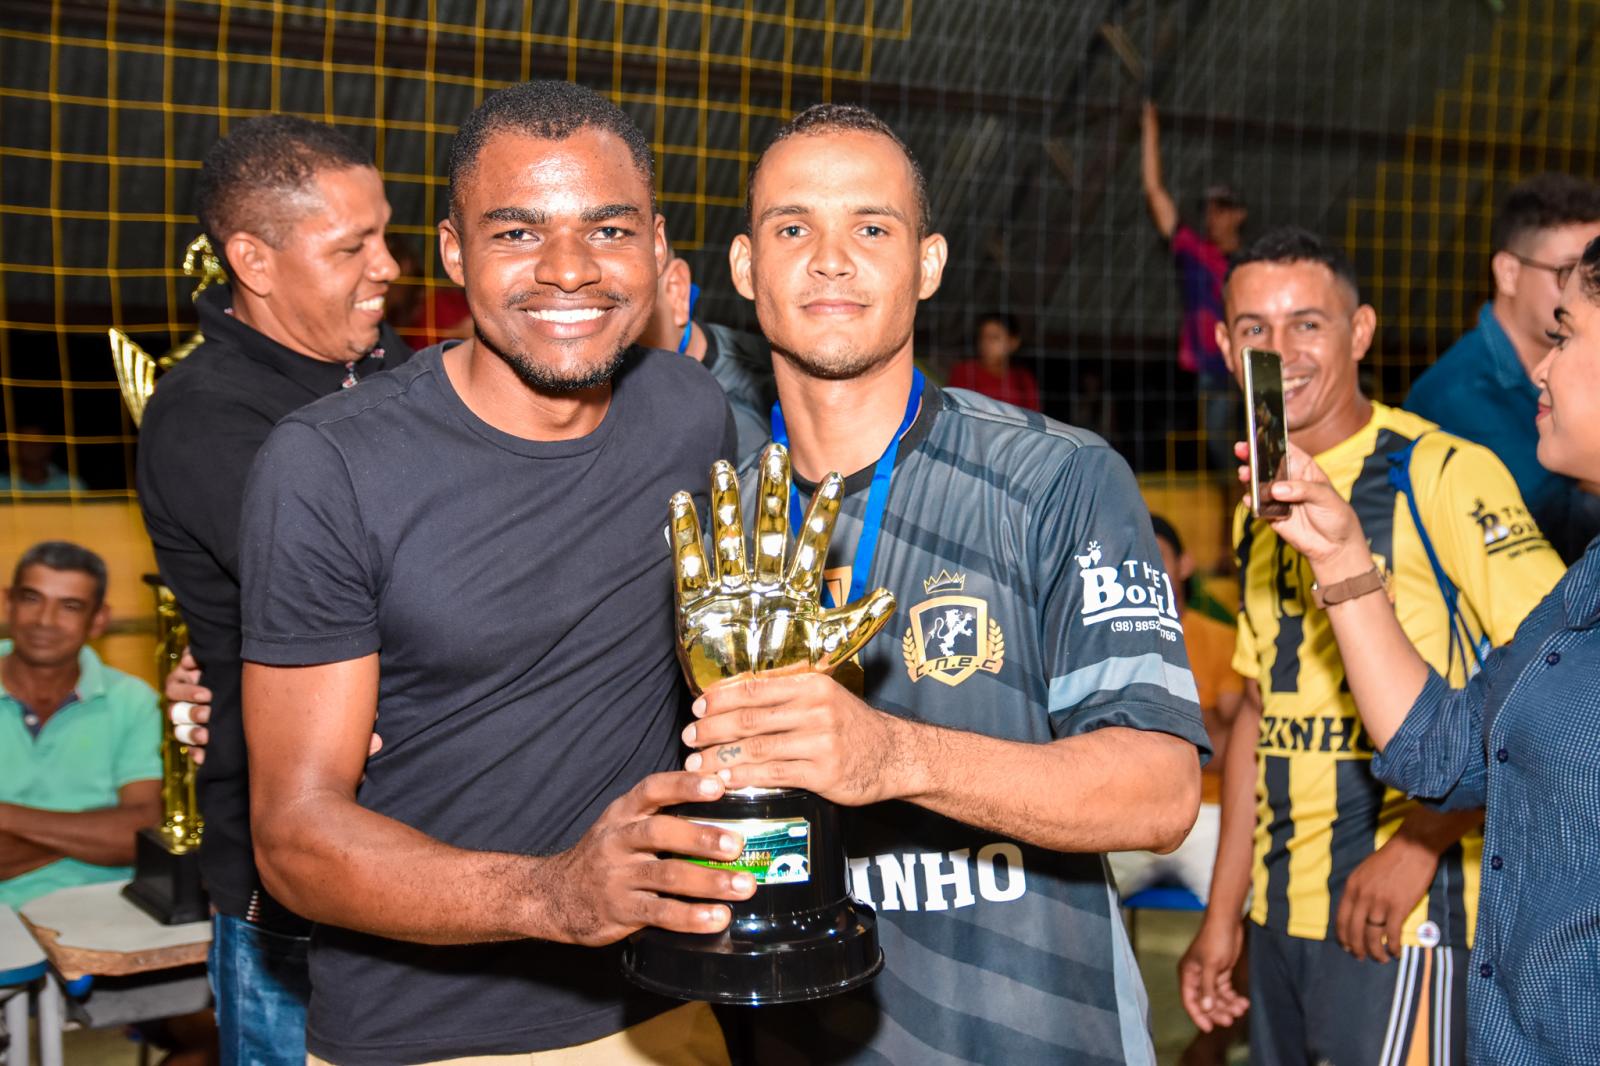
[0,0,1596,582]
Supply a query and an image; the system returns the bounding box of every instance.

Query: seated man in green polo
[0,541,162,909]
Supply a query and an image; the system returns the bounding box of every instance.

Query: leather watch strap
[1312,566,1386,610]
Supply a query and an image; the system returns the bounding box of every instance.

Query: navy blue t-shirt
[238,344,735,1064]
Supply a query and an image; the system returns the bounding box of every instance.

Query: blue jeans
[209,913,311,1066]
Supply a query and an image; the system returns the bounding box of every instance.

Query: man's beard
[772,342,893,382]
[476,288,632,392]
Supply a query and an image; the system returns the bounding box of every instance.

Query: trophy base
[621,896,882,1006]
[122,828,208,925]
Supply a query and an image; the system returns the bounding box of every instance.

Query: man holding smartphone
[1179,227,1563,1065]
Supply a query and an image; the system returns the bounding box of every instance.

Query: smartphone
[1242,347,1290,519]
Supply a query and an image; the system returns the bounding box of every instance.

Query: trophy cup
[121,578,207,924]
[621,444,897,1005]
[110,235,224,924]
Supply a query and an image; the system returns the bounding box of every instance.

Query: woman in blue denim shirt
[1258,235,1600,1063]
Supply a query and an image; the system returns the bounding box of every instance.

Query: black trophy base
[621,788,881,1006]
[622,896,882,1006]
[122,828,208,925]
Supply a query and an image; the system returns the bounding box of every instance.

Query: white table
[19,881,210,1066]
[0,903,48,1066]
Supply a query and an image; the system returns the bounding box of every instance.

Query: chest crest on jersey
[902,569,1005,686]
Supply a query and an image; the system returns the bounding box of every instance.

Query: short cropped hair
[976,311,1021,338]
[1149,514,1184,557]
[1225,226,1362,305]
[746,104,931,238]
[1492,173,1600,253]
[447,80,655,222]
[195,116,373,263]
[12,541,108,606]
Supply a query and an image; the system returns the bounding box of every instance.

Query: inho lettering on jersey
[846,843,1027,911]
[901,570,1005,686]
[1257,711,1377,755]
[1075,541,1181,639]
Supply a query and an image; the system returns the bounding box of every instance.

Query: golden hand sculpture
[670,443,896,695]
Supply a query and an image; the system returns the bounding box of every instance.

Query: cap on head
[1492,172,1600,254]
[446,80,656,223]
[745,103,931,238]
[195,115,374,272]
[1205,184,1246,212]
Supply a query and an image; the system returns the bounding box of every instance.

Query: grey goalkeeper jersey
[740,384,1210,1066]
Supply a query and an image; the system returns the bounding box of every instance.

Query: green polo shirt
[0,640,161,908]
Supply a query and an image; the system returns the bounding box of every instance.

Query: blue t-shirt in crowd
[1372,540,1600,1063]
[1405,302,1600,562]
[238,344,735,1065]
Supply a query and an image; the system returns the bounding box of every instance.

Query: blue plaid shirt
[1372,539,1600,1063]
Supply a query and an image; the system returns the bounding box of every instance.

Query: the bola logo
[902,570,1005,686]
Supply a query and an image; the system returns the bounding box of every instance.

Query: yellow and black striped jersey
[1234,403,1564,948]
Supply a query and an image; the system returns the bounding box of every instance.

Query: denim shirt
[1372,539,1600,1064]
[1405,303,1600,562]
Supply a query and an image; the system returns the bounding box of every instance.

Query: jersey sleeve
[1423,437,1565,646]
[111,680,163,789]
[238,420,381,666]
[1170,223,1202,261]
[1034,444,1211,758]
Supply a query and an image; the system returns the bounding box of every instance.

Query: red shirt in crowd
[947,359,1041,411]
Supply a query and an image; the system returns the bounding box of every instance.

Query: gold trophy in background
[110,235,224,924]
[121,577,207,923]
[622,444,897,1004]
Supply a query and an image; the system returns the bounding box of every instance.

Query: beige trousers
[307,1001,729,1066]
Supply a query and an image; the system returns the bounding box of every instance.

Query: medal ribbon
[770,368,924,608]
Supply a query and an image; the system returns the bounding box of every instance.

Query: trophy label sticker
[688,817,811,885]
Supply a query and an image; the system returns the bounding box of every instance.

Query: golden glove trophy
[622,444,897,1004]
[110,235,223,924]
[121,577,207,924]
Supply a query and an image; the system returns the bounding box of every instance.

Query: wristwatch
[1311,565,1388,610]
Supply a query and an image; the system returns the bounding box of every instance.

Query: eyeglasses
[1511,252,1578,290]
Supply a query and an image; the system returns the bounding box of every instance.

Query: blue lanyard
[769,369,924,608]
[676,283,702,354]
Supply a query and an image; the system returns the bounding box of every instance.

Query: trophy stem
[123,577,208,923]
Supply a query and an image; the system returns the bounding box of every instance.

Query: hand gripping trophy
[622,444,897,1004]
[109,235,224,924]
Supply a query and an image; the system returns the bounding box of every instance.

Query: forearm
[254,791,571,946]
[1140,119,1178,235]
[0,830,62,881]
[1316,553,1432,749]
[1205,690,1261,925]
[0,802,156,868]
[1391,805,1483,854]
[887,720,1200,853]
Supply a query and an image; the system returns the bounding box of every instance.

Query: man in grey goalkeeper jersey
[682,104,1211,1065]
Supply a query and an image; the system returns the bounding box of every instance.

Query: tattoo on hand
[719,745,742,763]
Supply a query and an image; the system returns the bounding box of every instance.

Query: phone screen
[1244,347,1290,519]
